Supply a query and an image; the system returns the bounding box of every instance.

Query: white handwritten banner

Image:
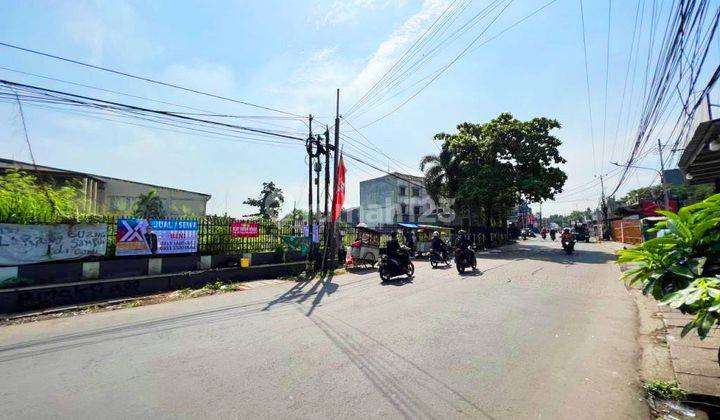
[0,223,107,266]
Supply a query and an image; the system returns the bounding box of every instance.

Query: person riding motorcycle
[549,228,557,241]
[431,231,448,260]
[455,230,473,258]
[386,231,406,271]
[560,228,574,242]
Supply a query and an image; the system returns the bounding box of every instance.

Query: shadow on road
[306,312,497,419]
[476,242,615,266]
[262,271,338,316]
[380,277,414,287]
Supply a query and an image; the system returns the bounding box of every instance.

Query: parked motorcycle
[561,238,576,255]
[429,248,451,268]
[379,247,414,281]
[454,245,477,273]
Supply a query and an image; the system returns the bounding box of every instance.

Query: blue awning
[398,223,419,228]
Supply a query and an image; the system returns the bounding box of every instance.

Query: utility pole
[658,138,670,210]
[324,127,330,220]
[306,115,314,267]
[599,174,608,241]
[329,89,341,269]
[305,115,313,230]
[314,138,322,224]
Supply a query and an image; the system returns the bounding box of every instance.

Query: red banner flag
[332,155,346,222]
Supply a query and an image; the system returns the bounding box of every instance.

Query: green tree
[244,181,284,219]
[0,170,84,224]
[420,142,461,206]
[427,113,567,243]
[280,208,306,223]
[134,189,165,219]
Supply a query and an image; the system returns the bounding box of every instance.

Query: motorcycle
[454,245,477,273]
[561,237,576,255]
[541,232,547,240]
[521,229,528,240]
[379,247,415,281]
[550,231,557,241]
[429,247,451,268]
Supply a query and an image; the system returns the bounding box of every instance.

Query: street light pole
[657,139,670,210]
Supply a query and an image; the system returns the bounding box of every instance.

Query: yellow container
[240,258,250,268]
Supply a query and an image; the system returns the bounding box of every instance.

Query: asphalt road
[0,239,647,419]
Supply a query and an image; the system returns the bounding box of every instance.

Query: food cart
[414,225,453,257]
[347,224,382,268]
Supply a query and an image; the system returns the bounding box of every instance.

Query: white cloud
[319,0,379,28]
[345,0,451,101]
[58,0,160,64]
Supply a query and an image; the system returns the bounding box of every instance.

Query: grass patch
[644,380,687,401]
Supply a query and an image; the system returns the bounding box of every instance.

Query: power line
[356,0,516,129]
[0,41,305,117]
[579,0,598,174]
[0,79,307,142]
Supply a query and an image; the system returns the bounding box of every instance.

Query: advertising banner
[0,223,107,266]
[116,218,198,256]
[230,221,260,238]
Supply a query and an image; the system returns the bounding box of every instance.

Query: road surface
[0,239,647,419]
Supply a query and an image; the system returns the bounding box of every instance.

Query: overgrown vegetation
[644,380,687,401]
[618,193,720,339]
[0,170,88,224]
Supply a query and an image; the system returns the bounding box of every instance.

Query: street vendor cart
[415,225,453,257]
[347,224,382,268]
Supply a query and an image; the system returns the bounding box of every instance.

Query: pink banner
[231,221,260,238]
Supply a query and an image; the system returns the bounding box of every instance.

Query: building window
[399,186,406,196]
[401,204,408,214]
[413,206,422,216]
[412,187,420,197]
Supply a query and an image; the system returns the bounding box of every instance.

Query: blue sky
[0,0,698,217]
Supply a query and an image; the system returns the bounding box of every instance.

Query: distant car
[572,227,590,243]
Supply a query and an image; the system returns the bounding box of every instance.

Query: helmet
[458,229,466,235]
[563,228,570,232]
[432,231,439,237]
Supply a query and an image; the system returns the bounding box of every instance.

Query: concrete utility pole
[658,139,670,210]
[599,174,608,241]
[329,89,341,269]
[307,115,314,232]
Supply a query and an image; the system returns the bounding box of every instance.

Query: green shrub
[644,380,686,401]
[618,193,720,339]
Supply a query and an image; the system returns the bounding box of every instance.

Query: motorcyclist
[431,231,447,260]
[560,228,575,243]
[549,228,557,241]
[386,231,404,270]
[540,228,547,240]
[456,229,472,259]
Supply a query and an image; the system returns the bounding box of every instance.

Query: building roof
[0,158,211,198]
[678,118,720,185]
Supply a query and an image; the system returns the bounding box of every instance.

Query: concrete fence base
[0,262,305,315]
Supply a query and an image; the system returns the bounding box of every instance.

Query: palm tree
[134,189,165,219]
[419,143,460,206]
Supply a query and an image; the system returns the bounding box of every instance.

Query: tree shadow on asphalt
[262,270,338,316]
[475,243,616,266]
[306,312,497,420]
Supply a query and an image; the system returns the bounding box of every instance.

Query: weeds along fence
[0,213,328,258]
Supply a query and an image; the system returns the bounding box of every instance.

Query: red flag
[332,155,346,221]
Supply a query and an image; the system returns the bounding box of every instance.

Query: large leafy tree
[244,181,284,219]
[425,113,567,242]
[420,142,460,206]
[134,189,165,219]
